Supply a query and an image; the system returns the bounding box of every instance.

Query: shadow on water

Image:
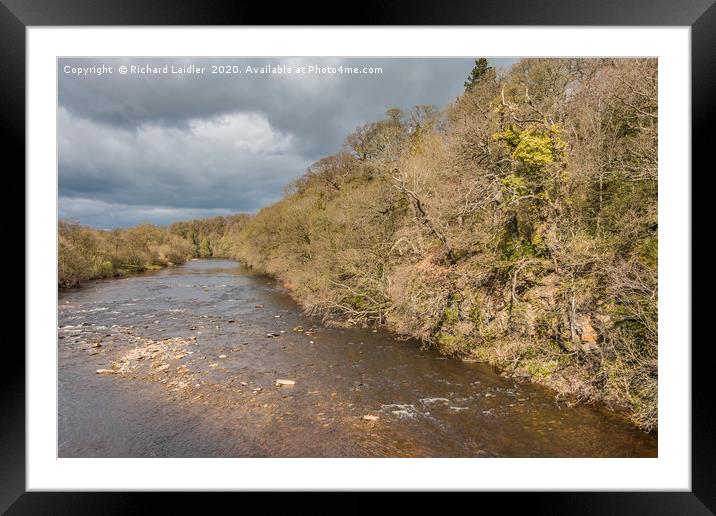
[58,259,657,457]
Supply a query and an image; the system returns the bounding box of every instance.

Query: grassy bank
[60,58,658,431]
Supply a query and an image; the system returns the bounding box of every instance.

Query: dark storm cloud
[58,57,516,228]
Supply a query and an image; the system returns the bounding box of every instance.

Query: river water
[58,259,656,457]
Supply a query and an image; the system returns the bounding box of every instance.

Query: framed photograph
[7,0,711,511]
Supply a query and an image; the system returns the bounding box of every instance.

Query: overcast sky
[58,57,515,228]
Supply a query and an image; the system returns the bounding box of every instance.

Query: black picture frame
[4,0,711,512]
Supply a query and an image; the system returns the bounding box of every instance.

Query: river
[58,259,657,457]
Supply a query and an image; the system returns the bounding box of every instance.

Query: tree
[464,58,494,92]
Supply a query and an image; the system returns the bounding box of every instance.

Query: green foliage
[524,358,559,379]
[443,304,460,325]
[637,236,658,269]
[468,305,482,328]
[436,332,462,354]
[464,58,494,92]
[493,124,566,167]
[499,233,546,261]
[501,174,530,197]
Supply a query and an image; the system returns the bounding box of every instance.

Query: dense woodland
[58,221,194,286]
[59,58,658,431]
[58,214,250,286]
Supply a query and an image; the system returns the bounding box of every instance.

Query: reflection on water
[58,259,657,457]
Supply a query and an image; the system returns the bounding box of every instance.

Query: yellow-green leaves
[493,124,566,166]
[501,173,530,197]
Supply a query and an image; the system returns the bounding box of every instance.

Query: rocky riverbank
[58,260,657,457]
